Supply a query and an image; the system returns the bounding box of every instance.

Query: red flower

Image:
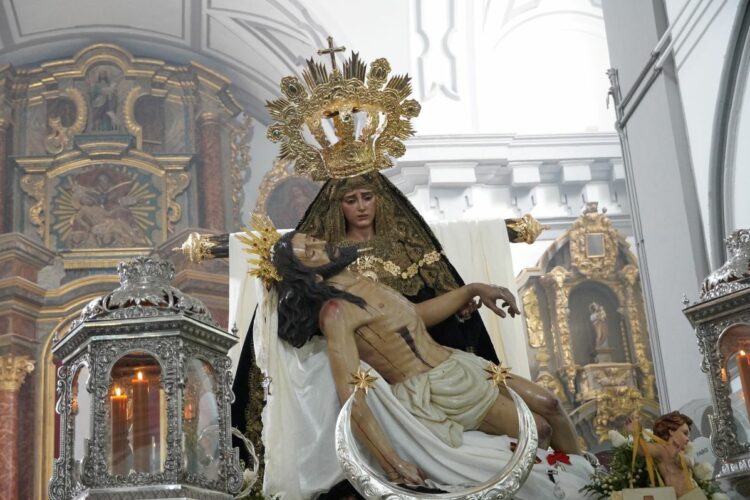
[546,450,571,466]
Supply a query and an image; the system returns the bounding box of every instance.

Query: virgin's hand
[473,284,520,318]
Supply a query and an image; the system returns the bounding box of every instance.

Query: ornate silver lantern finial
[700,229,750,300]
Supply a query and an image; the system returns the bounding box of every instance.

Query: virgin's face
[340,188,377,231]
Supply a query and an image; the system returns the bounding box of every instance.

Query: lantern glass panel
[718,323,750,443]
[183,358,221,481]
[727,350,750,434]
[72,365,91,481]
[108,352,165,476]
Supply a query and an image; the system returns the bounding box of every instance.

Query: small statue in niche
[590,302,609,349]
[590,302,614,363]
[89,70,119,131]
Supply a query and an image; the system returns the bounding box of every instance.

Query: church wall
[663,0,744,266]
[601,0,712,412]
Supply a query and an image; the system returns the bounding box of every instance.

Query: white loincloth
[391,348,499,448]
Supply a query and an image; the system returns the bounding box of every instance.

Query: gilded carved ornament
[229,115,252,227]
[592,386,642,442]
[522,288,545,349]
[44,87,88,155]
[568,208,619,280]
[619,263,640,287]
[175,232,217,264]
[165,172,191,233]
[0,354,35,392]
[507,214,551,244]
[20,174,46,238]
[592,365,636,388]
[542,266,578,395]
[254,159,293,215]
[122,85,146,149]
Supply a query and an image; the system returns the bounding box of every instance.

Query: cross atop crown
[317,36,346,71]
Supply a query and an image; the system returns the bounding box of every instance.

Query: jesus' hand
[473,284,520,318]
[384,456,428,486]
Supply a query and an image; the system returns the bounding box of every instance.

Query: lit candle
[132,371,150,472]
[147,374,161,471]
[737,351,750,420]
[110,386,128,475]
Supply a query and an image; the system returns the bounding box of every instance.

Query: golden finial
[485,363,513,387]
[173,232,217,263]
[507,214,551,244]
[349,367,379,394]
[237,213,282,289]
[317,36,346,72]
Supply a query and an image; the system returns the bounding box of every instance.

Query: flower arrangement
[581,430,727,500]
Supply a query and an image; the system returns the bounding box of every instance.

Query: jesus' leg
[502,377,581,454]
[477,393,553,449]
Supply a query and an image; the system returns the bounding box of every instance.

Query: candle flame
[115,387,121,397]
[742,350,747,356]
[137,371,143,380]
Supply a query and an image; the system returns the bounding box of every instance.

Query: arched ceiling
[0,0,332,123]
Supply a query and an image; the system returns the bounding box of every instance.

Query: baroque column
[197,113,226,231]
[543,266,577,396]
[0,354,35,500]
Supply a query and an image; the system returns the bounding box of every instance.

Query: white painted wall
[732,72,750,231]
[662,0,744,262]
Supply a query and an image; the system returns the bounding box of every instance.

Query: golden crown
[237,213,282,289]
[266,37,421,181]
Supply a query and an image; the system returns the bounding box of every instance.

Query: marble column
[197,113,226,231]
[0,354,35,500]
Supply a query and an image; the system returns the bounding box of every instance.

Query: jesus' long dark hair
[272,231,366,348]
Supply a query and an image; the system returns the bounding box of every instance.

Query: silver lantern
[49,256,243,499]
[683,229,750,497]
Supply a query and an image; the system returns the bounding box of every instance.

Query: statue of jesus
[271,230,582,485]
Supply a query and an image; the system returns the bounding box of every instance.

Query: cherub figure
[626,412,704,499]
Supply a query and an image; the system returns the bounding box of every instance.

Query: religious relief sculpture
[51,165,156,249]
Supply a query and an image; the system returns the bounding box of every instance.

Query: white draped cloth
[227,219,593,498]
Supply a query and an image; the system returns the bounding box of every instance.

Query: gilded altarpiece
[0,44,251,498]
[517,203,661,452]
